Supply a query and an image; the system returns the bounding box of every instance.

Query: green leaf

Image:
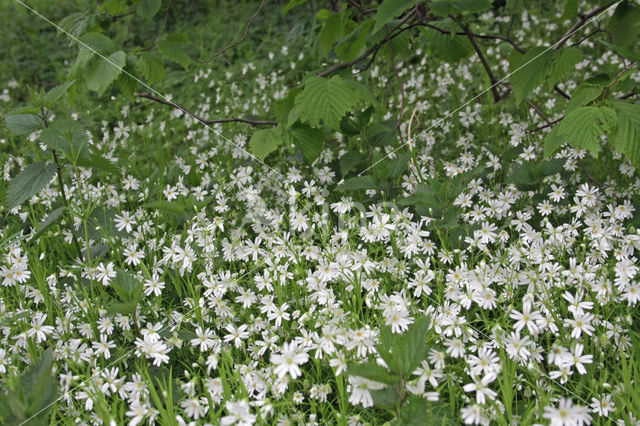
[370,387,400,410]
[43,80,76,107]
[288,125,324,163]
[340,150,367,176]
[509,46,554,103]
[32,207,65,241]
[450,0,492,13]
[388,153,411,178]
[4,114,43,135]
[138,52,166,84]
[319,12,343,57]
[561,0,578,20]
[555,106,617,157]
[338,175,379,191]
[348,362,398,385]
[6,162,57,210]
[86,50,126,95]
[282,0,308,16]
[373,0,421,34]
[423,29,473,62]
[543,125,563,158]
[607,1,640,49]
[77,32,116,55]
[249,127,282,161]
[397,314,432,376]
[400,398,454,425]
[158,40,191,71]
[566,83,602,113]
[273,87,301,126]
[610,100,640,170]
[506,0,524,14]
[40,119,88,158]
[112,268,143,302]
[598,39,639,62]
[335,19,374,62]
[546,47,583,89]
[295,75,362,130]
[137,0,161,20]
[76,152,119,175]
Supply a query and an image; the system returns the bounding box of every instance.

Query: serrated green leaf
[546,47,582,89]
[40,119,88,158]
[451,0,492,13]
[6,162,57,210]
[556,106,617,157]
[388,153,411,178]
[509,47,554,103]
[608,1,640,49]
[78,32,116,54]
[370,387,399,410]
[273,87,301,127]
[611,100,640,170]
[566,83,602,113]
[4,114,43,135]
[86,50,126,95]
[335,19,374,62]
[138,52,165,84]
[423,28,473,62]
[295,75,362,130]
[249,128,282,161]
[373,0,421,34]
[43,80,76,107]
[348,362,398,385]
[158,40,191,70]
[137,0,161,19]
[288,125,324,163]
[32,207,65,241]
[543,125,564,158]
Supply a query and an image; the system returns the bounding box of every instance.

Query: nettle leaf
[43,80,76,107]
[374,0,421,34]
[86,50,126,95]
[138,52,166,84]
[295,75,364,130]
[610,100,640,170]
[4,114,43,136]
[6,162,57,210]
[112,268,143,302]
[509,47,554,103]
[32,207,65,241]
[348,362,398,385]
[555,106,617,157]
[546,47,583,89]
[249,127,283,161]
[40,119,88,158]
[137,0,161,20]
[158,39,191,71]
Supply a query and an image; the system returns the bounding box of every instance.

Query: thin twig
[554,2,618,50]
[136,93,277,126]
[196,0,265,63]
[602,61,639,99]
[528,116,563,133]
[554,84,571,100]
[524,98,550,125]
[421,22,525,53]
[450,15,501,102]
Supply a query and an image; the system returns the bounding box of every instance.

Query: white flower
[271,341,309,379]
[220,400,256,425]
[347,376,385,408]
[463,375,497,404]
[543,398,592,426]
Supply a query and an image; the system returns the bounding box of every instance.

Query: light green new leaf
[373,0,421,34]
[43,80,76,107]
[611,100,640,170]
[319,12,343,57]
[4,114,43,135]
[509,47,554,103]
[294,75,362,130]
[546,47,583,89]
[112,269,143,302]
[556,106,617,157]
[6,162,57,210]
[158,40,191,70]
[137,0,161,20]
[249,127,282,161]
[86,50,126,95]
[566,83,602,113]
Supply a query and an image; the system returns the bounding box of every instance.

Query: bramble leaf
[4,114,43,135]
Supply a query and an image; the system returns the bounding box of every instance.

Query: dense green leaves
[4,114,43,135]
[425,29,473,62]
[138,52,166,84]
[6,162,57,210]
[546,47,582,89]
[295,75,366,130]
[137,0,162,20]
[158,39,191,71]
[85,50,126,95]
[249,127,283,161]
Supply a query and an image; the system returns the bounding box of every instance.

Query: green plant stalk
[51,149,84,262]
